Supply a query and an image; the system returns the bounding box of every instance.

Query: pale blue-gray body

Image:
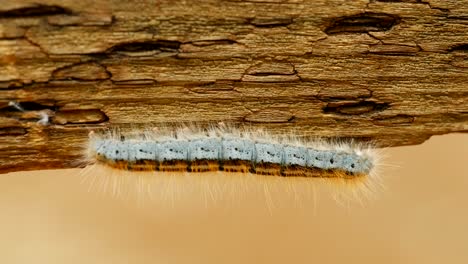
[95,137,372,174]
[129,141,159,162]
[254,143,283,165]
[158,140,188,161]
[188,138,221,161]
[283,146,308,167]
[221,138,254,161]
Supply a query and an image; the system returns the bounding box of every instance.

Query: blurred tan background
[0,134,467,264]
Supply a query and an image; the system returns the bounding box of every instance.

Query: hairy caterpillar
[81,124,383,204]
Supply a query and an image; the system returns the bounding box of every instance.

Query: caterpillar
[85,124,378,178]
[81,124,383,204]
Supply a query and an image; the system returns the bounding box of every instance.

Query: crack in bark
[106,40,181,56]
[0,4,72,18]
[372,114,415,125]
[448,44,468,52]
[0,99,109,126]
[0,101,56,125]
[186,81,240,94]
[52,61,111,81]
[0,101,56,112]
[53,109,109,125]
[240,62,300,82]
[248,17,294,27]
[186,39,238,46]
[0,80,26,90]
[324,12,400,35]
[323,101,390,115]
[23,31,50,58]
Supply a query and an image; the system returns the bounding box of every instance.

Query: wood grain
[0,0,467,173]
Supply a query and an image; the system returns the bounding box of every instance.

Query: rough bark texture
[0,0,467,173]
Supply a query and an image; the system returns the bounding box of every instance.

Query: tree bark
[0,0,467,173]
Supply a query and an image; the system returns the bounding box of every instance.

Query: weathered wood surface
[0,0,467,173]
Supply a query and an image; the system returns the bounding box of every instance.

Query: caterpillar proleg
[81,124,383,203]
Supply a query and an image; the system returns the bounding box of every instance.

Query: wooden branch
[1,0,467,173]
